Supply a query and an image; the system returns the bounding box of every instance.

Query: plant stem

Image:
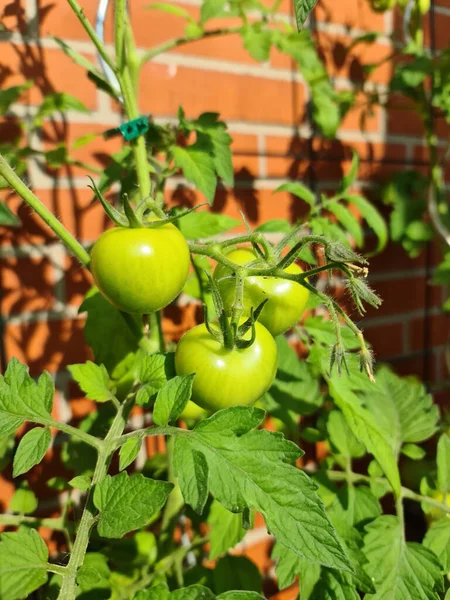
[140,27,242,65]
[115,424,181,449]
[57,398,133,600]
[66,0,117,74]
[0,155,91,267]
[48,419,103,450]
[0,514,66,530]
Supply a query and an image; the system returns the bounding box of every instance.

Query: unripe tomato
[179,400,208,421]
[427,491,450,521]
[418,0,430,13]
[214,248,309,337]
[90,225,190,314]
[175,321,278,412]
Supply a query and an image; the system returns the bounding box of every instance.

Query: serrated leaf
[242,26,272,62]
[208,500,246,560]
[9,485,38,514]
[13,426,51,477]
[68,361,113,403]
[338,151,359,194]
[69,475,91,491]
[153,375,194,426]
[214,555,262,594]
[345,194,387,253]
[217,593,264,600]
[294,0,318,29]
[171,586,216,600]
[275,182,315,206]
[136,583,170,599]
[364,515,443,599]
[119,437,142,471]
[0,203,20,226]
[170,407,351,571]
[0,528,48,599]
[424,519,450,573]
[200,0,228,22]
[327,410,366,459]
[173,438,208,513]
[189,113,233,187]
[178,212,239,240]
[173,143,217,203]
[0,359,54,428]
[94,472,173,538]
[255,219,292,234]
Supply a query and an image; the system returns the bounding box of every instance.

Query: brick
[315,0,386,31]
[369,240,426,274]
[231,133,260,179]
[339,93,382,133]
[4,318,88,374]
[0,43,97,109]
[0,255,55,316]
[41,121,123,178]
[423,11,450,52]
[139,63,306,125]
[363,322,404,358]
[386,96,425,137]
[409,314,450,352]
[39,1,98,41]
[0,0,28,34]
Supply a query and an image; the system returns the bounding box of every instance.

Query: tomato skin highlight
[214,248,309,336]
[90,225,190,314]
[175,321,278,412]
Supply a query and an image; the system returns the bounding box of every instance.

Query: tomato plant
[175,321,278,411]
[91,225,190,314]
[0,0,448,599]
[214,247,310,336]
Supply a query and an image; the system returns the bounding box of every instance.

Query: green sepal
[121,193,142,228]
[87,176,128,227]
[203,304,223,345]
[206,272,235,350]
[143,203,209,227]
[237,299,268,338]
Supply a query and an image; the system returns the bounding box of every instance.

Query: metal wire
[95,0,123,102]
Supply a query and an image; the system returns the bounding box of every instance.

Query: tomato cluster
[91,228,309,415]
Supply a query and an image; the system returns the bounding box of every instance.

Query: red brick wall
[0,0,449,591]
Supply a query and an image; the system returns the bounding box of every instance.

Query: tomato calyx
[204,271,268,351]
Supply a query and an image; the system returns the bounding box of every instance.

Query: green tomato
[175,321,278,412]
[417,0,430,13]
[90,225,190,314]
[179,400,208,421]
[214,247,309,336]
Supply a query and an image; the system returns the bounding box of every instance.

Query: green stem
[0,514,66,530]
[115,424,181,449]
[47,564,68,577]
[0,155,90,267]
[66,0,117,74]
[48,419,103,450]
[140,27,242,66]
[57,398,133,600]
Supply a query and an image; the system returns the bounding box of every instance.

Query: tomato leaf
[364,516,444,598]
[173,142,217,204]
[345,194,387,253]
[275,182,316,206]
[327,200,364,247]
[437,433,450,496]
[207,500,246,560]
[293,0,318,29]
[93,472,173,538]
[173,439,209,514]
[172,406,352,571]
[423,519,450,573]
[68,361,113,403]
[0,202,20,226]
[119,437,142,471]
[178,212,239,239]
[153,374,195,426]
[0,529,48,599]
[9,485,38,514]
[242,25,272,62]
[13,426,51,478]
[213,555,262,595]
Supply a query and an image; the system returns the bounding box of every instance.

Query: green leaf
[255,220,292,234]
[207,500,246,560]
[77,552,111,593]
[364,515,443,599]
[173,438,208,514]
[171,586,216,600]
[135,583,170,599]
[325,371,401,498]
[327,410,366,459]
[119,437,142,471]
[136,353,174,406]
[214,555,262,594]
[147,2,192,18]
[172,407,351,571]
[361,366,439,458]
[179,212,239,240]
[217,593,264,600]
[13,426,51,477]
[242,26,272,62]
[153,375,194,426]
[94,472,173,538]
[0,203,20,227]
[437,434,450,496]
[68,361,113,403]
[200,0,228,22]
[80,288,140,377]
[190,113,234,187]
[0,528,48,599]
[34,92,88,126]
[401,443,426,460]
[293,0,318,29]
[69,475,91,491]
[338,151,359,194]
[424,519,450,573]
[0,359,54,431]
[391,55,433,91]
[345,194,387,253]
[173,143,217,204]
[327,201,363,247]
[304,316,360,350]
[275,182,315,206]
[9,485,38,514]
[0,82,32,113]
